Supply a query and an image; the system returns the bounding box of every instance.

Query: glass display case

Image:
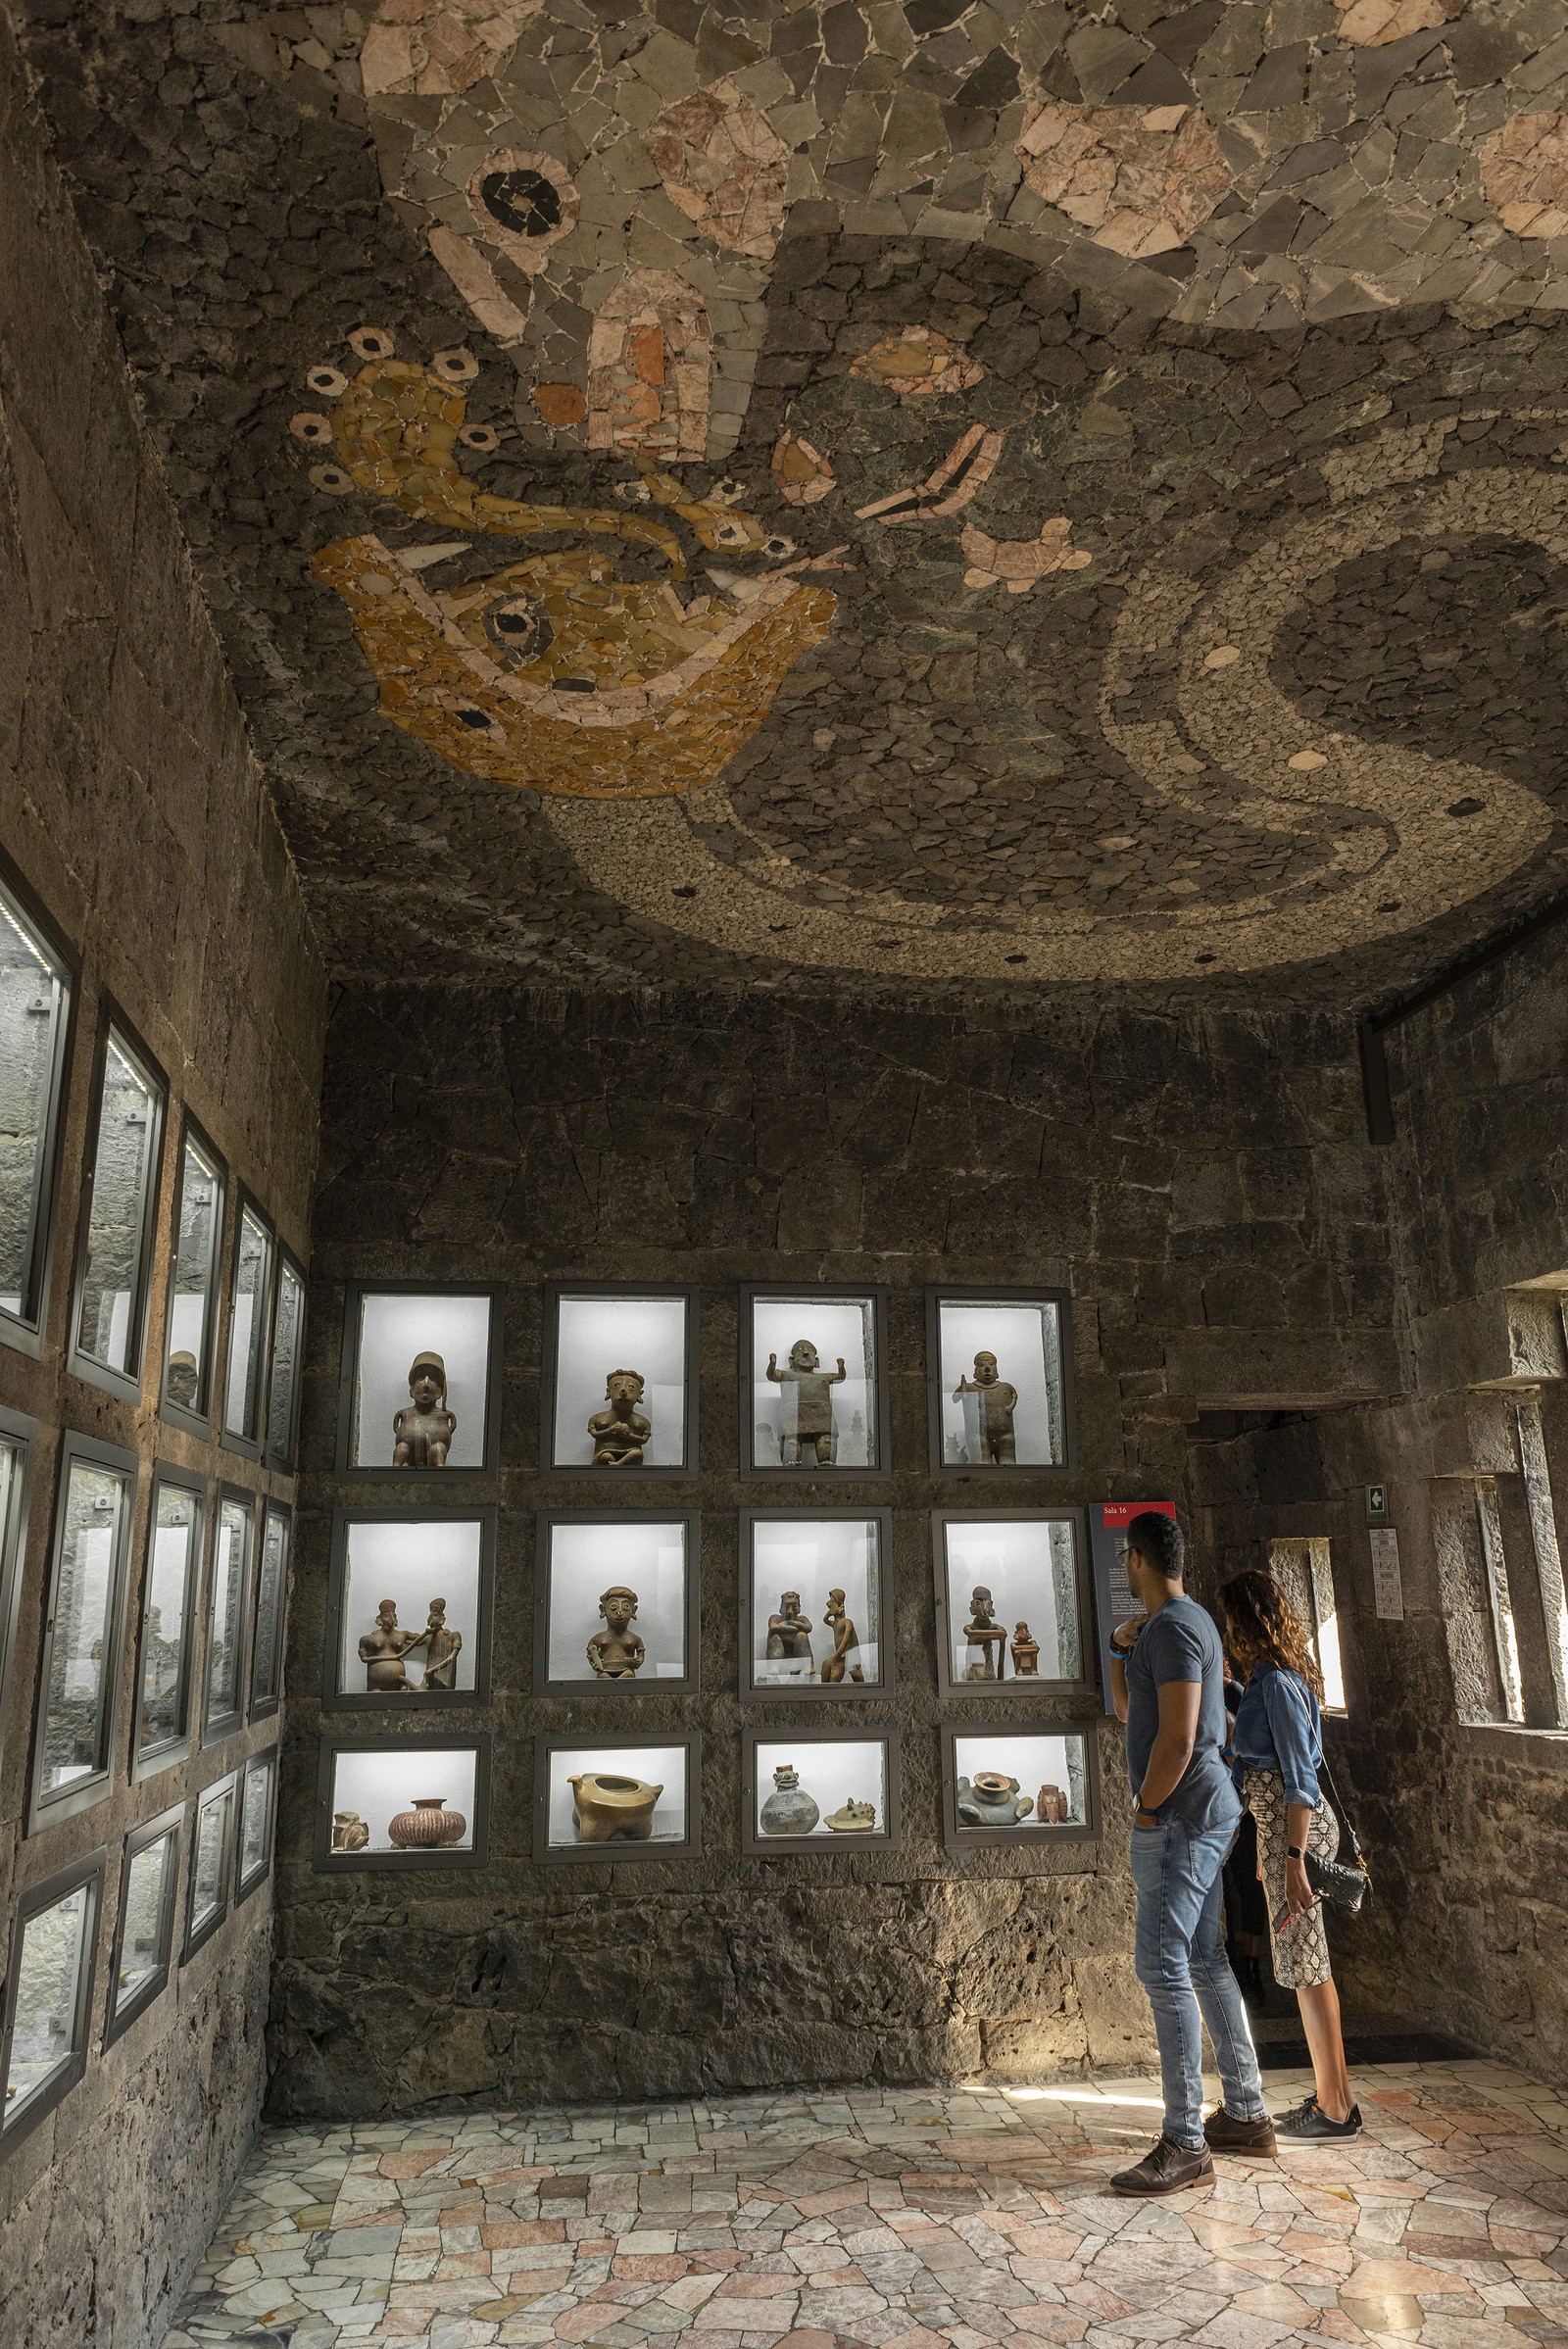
[236,1749,278,1899]
[222,1201,274,1452]
[71,1017,166,1395]
[742,1512,891,1696]
[249,1504,290,1721]
[317,1736,491,1869]
[544,1285,694,1473]
[0,1852,104,2145]
[535,1735,699,1862]
[0,865,74,1350]
[160,1122,225,1431]
[932,1512,1091,1699]
[105,1804,181,2043]
[341,1284,499,1474]
[926,1290,1072,1475]
[535,1514,698,1694]
[134,1468,205,1778]
[742,1287,886,1477]
[203,1492,254,1744]
[0,1410,35,1751]
[185,1771,238,1955]
[266,1251,307,1468]
[325,1511,494,1707]
[31,1435,136,1828]
[742,1729,899,1853]
[940,1725,1101,1852]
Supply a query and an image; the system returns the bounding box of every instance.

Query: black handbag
[1305,1753,1372,1915]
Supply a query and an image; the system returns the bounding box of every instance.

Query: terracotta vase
[568,1771,662,1842]
[956,1771,1034,1828]
[1037,1784,1068,1824]
[387,1795,467,1848]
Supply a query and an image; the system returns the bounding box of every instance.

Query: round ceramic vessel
[760,1767,819,1836]
[569,1771,662,1841]
[956,1772,1032,1827]
[388,1795,467,1848]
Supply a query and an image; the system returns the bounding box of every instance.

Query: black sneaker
[1110,2137,1215,2194]
[1277,2096,1361,2140]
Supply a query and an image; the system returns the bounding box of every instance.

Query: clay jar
[569,1771,662,1841]
[760,1762,819,1836]
[387,1795,467,1848]
[956,1771,1034,1827]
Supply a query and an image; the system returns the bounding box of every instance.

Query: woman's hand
[1284,1854,1315,1921]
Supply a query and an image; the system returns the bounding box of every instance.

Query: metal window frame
[0,1407,38,1765]
[931,1508,1097,1703]
[322,1505,498,1712]
[67,1000,168,1402]
[220,1193,276,1460]
[248,1499,293,1723]
[235,1746,280,1903]
[741,1722,903,1854]
[28,1431,139,1834]
[739,1506,896,1700]
[938,1719,1103,1855]
[131,1461,210,1782]
[541,1280,698,1480]
[157,1113,229,1437]
[0,1845,107,2153]
[0,849,77,1358]
[738,1283,891,1484]
[315,1732,494,1872]
[924,1286,1077,1479]
[265,1247,308,1470]
[183,1767,240,1958]
[201,1485,257,1748]
[534,1509,701,1696]
[103,1802,184,2045]
[533,1729,702,1865]
[336,1279,505,1480]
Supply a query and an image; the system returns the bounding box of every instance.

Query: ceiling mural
[20,0,1568,993]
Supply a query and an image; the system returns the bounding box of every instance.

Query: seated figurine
[766,1338,846,1467]
[587,1586,645,1678]
[764,1590,814,1676]
[393,1350,457,1468]
[1010,1621,1040,1677]
[589,1368,651,1466]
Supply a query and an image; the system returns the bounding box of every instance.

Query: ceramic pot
[1037,1784,1068,1824]
[760,1763,819,1836]
[331,1810,369,1852]
[387,1795,466,1848]
[569,1771,662,1841]
[956,1771,1033,1828]
[824,1797,877,1833]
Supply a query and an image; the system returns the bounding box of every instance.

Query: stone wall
[0,8,327,2341]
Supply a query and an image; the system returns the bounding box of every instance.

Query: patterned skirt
[1242,1766,1338,1991]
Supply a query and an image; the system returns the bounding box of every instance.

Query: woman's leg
[1296,1980,1352,2123]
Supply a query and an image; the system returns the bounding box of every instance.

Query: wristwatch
[1287,1844,1305,1859]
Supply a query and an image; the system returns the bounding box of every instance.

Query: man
[1107,1511,1275,2193]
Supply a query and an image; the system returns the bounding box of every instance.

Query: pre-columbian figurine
[764,1590,814,1676]
[421,1598,463,1691]
[1010,1621,1040,1678]
[589,1368,651,1466]
[820,1588,865,1684]
[954,1350,1018,1465]
[766,1338,845,1466]
[587,1586,645,1679]
[963,1584,1006,1681]
[359,1598,424,1692]
[393,1350,457,1468]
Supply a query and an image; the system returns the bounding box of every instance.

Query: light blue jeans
[1130,1810,1267,2150]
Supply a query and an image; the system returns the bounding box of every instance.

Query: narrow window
[107,1815,180,2038]
[222,1206,273,1446]
[185,1776,236,1954]
[136,1476,204,1768]
[0,876,72,1341]
[266,1255,306,1468]
[1476,1482,1525,1725]
[236,1752,277,1895]
[249,1507,289,1718]
[74,1025,165,1386]
[1516,1395,1568,1729]
[35,1445,134,1817]
[1306,1541,1346,1712]
[162,1129,224,1425]
[204,1494,253,1740]
[2,1863,101,2137]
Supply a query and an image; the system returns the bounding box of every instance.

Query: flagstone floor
[161,2062,1568,2349]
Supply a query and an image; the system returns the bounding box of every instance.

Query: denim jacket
[1228,1660,1323,1809]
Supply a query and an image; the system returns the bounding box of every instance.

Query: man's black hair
[1125,1510,1184,1581]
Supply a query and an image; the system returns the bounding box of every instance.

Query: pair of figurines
[359,1598,463,1691]
[764,1589,863,1683]
[962,1586,1040,1682]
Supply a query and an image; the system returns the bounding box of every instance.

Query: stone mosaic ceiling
[22,0,1568,991]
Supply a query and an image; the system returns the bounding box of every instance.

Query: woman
[1218,1570,1360,2140]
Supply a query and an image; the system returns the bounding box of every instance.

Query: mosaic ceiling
[24,0,1568,993]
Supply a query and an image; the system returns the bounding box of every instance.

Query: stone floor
[161,2064,1568,2349]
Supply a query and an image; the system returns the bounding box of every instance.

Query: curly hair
[1217,1568,1323,1699]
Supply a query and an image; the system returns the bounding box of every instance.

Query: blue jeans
[1130,1811,1266,2150]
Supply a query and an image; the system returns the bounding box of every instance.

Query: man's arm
[1137,1679,1200,1812]
[1109,1646,1130,1724]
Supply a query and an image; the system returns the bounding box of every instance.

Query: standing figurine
[766,1339,846,1467]
[764,1590,814,1676]
[393,1351,457,1468]
[819,1589,865,1685]
[588,1368,651,1466]
[420,1598,464,1691]
[586,1586,646,1679]
[1010,1621,1040,1678]
[359,1598,426,1692]
[954,1350,1018,1465]
[963,1585,1006,1682]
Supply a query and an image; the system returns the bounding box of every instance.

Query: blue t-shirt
[1125,1594,1240,1834]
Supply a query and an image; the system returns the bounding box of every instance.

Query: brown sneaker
[1203,2108,1278,2158]
[1110,2137,1215,2195]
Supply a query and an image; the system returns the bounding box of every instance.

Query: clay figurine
[588,1368,651,1466]
[330,1810,370,1852]
[420,1598,463,1691]
[1037,1784,1069,1824]
[388,1794,466,1848]
[1010,1622,1039,1678]
[825,1797,877,1832]
[954,1350,1018,1466]
[586,1585,645,1679]
[766,1338,846,1467]
[760,1762,819,1836]
[569,1770,662,1841]
[393,1350,457,1469]
[956,1772,1034,1828]
[819,1589,865,1685]
[963,1586,1006,1682]
[359,1598,425,1693]
[764,1590,814,1677]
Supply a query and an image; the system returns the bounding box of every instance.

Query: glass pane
[4,1881,90,2124]
[943,1519,1081,1686]
[749,1518,884,1688]
[953,1732,1091,1831]
[189,1786,233,1931]
[937,1298,1066,1468]
[0,888,70,1325]
[267,1261,304,1462]
[115,1832,176,2013]
[755,1739,887,1840]
[239,1761,274,1883]
[205,1500,251,1731]
[139,1484,200,1755]
[75,1033,160,1375]
[223,1211,271,1440]
[250,1513,288,1709]
[750,1296,877,1470]
[165,1138,221,1413]
[40,1458,129,1798]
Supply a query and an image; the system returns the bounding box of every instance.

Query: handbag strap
[1316,1749,1367,1872]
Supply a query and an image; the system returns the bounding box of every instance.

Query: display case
[932,1512,1092,1700]
[535,1514,698,1695]
[133,1466,206,1779]
[939,1725,1101,1852]
[221,1199,274,1455]
[266,1250,307,1469]
[0,859,74,1355]
[69,1010,167,1399]
[159,1120,226,1433]
[741,1511,892,1696]
[742,1728,899,1853]
[324,1510,494,1708]
[544,1284,695,1474]
[0,1408,36,1751]
[202,1491,254,1745]
[185,1770,238,1955]
[30,1434,136,1831]
[0,1850,105,2146]
[926,1290,1072,1475]
[741,1287,887,1478]
[317,1736,491,1870]
[236,1749,278,1900]
[339,1283,501,1476]
[534,1734,700,1863]
[104,1803,182,2044]
[249,1504,290,1721]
